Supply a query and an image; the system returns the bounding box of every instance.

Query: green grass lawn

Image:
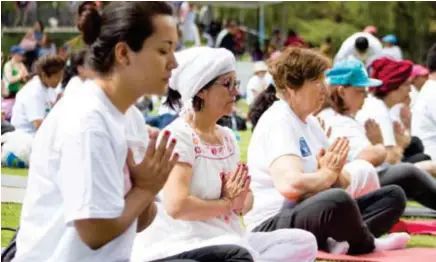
[1,167,28,176]
[1,203,21,247]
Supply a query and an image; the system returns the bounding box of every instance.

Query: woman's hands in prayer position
[74,131,179,249]
[127,130,179,196]
[318,137,349,176]
[393,121,411,149]
[365,119,384,145]
[400,105,412,131]
[221,164,251,214]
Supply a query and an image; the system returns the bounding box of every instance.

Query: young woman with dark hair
[61,49,95,97]
[13,2,189,262]
[245,47,409,256]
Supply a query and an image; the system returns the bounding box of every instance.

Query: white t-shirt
[409,85,419,110]
[382,46,403,61]
[244,100,329,231]
[318,108,371,162]
[245,73,273,106]
[334,32,383,68]
[388,103,406,127]
[131,117,245,261]
[11,76,54,135]
[356,95,397,147]
[62,76,85,97]
[411,79,436,160]
[13,80,149,262]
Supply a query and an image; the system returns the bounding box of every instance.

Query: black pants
[252,186,406,255]
[1,120,15,136]
[403,136,431,163]
[378,163,436,210]
[150,245,254,262]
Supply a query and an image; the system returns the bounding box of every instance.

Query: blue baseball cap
[326,59,382,88]
[382,34,397,44]
[10,45,25,55]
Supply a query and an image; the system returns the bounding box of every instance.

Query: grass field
[1,167,29,176]
[1,101,435,256]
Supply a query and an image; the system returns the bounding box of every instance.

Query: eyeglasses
[215,78,240,91]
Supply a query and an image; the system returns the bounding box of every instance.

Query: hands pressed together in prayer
[399,105,412,131]
[365,119,384,145]
[221,163,251,216]
[127,130,179,197]
[393,121,411,149]
[318,137,350,186]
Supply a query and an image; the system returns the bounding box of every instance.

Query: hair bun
[79,8,101,46]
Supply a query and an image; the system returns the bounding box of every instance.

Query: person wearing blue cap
[317,59,386,167]
[2,45,29,99]
[317,59,436,212]
[381,34,403,61]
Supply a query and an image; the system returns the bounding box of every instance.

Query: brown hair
[35,54,66,77]
[316,85,349,115]
[268,47,330,92]
[249,48,330,131]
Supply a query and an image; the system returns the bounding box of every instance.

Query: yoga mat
[317,248,436,262]
[403,206,436,218]
[390,220,436,235]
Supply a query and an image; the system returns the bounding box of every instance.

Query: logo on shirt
[299,137,312,157]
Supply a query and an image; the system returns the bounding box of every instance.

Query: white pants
[343,160,381,199]
[246,229,317,262]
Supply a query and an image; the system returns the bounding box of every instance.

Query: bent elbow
[164,200,186,220]
[358,145,388,167]
[277,182,301,202]
[86,242,104,251]
[76,233,106,250]
[166,206,183,219]
[376,147,388,165]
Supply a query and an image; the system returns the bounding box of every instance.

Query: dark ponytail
[164,77,218,112]
[164,88,182,111]
[62,49,87,88]
[248,83,278,130]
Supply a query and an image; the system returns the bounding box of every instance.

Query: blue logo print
[299,137,312,157]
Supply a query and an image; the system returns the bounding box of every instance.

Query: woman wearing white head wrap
[131,47,317,262]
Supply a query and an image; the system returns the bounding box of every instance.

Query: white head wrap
[169,46,236,108]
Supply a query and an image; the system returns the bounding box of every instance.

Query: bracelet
[222,197,233,213]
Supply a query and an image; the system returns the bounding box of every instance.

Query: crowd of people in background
[1,1,436,262]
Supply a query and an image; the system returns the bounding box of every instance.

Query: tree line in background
[1,1,435,63]
[214,1,436,63]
